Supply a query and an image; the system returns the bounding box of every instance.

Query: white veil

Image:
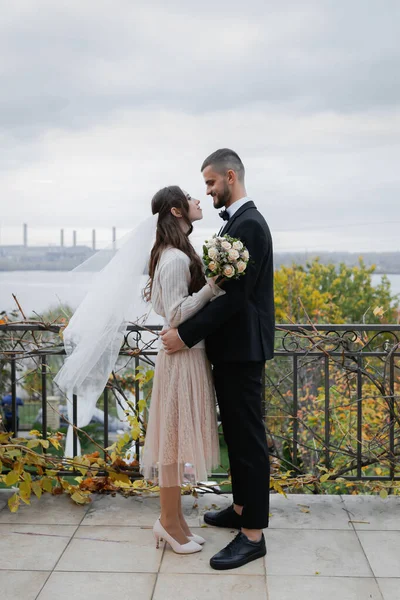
[54,214,158,456]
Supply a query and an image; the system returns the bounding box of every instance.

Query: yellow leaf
[132,479,147,489]
[29,430,42,437]
[0,459,3,473]
[39,440,50,449]
[373,306,384,317]
[109,472,131,486]
[0,432,11,443]
[70,491,91,505]
[49,438,61,450]
[32,481,42,499]
[19,481,31,501]
[42,477,53,493]
[27,439,41,449]
[380,489,388,500]
[5,470,20,486]
[8,493,20,513]
[138,399,147,412]
[320,473,331,483]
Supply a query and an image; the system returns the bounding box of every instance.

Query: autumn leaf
[19,480,32,502]
[32,481,43,499]
[5,470,20,486]
[8,493,20,513]
[373,306,384,317]
[29,430,42,437]
[109,472,131,486]
[70,491,91,505]
[138,399,147,412]
[49,437,61,450]
[42,477,53,493]
[27,439,41,449]
[380,489,388,500]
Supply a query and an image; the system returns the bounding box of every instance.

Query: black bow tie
[219,210,230,221]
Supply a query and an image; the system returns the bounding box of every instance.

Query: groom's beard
[212,183,231,209]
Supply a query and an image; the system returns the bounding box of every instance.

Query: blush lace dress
[141,247,223,487]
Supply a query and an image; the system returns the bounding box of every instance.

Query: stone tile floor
[0,490,399,599]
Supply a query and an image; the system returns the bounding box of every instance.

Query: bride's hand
[209,275,226,287]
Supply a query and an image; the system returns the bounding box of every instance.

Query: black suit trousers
[213,361,270,529]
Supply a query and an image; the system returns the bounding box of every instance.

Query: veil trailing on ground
[54,214,158,456]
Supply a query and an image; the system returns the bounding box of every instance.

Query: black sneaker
[203,504,242,529]
[210,531,267,570]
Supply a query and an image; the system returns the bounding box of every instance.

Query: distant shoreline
[2,250,400,274]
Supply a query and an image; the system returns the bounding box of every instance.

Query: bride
[142,185,224,554]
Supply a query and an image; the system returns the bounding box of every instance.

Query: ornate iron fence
[1,323,399,482]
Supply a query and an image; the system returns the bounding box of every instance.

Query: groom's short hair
[201,148,245,182]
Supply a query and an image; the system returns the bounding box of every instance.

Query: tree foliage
[274,258,398,323]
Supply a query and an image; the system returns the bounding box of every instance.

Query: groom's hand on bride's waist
[160,328,186,354]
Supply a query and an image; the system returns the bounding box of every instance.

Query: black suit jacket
[178,201,275,364]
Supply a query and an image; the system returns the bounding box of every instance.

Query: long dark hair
[144,185,205,302]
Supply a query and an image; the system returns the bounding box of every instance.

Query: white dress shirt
[226,196,251,219]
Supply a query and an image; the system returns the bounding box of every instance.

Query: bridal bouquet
[202,234,250,279]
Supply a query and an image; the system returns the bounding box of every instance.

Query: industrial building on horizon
[0,223,118,270]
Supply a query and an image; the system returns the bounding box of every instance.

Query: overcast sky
[0,0,399,252]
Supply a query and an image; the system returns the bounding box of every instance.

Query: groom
[161,148,274,570]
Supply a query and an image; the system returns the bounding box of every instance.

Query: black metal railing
[1,323,399,482]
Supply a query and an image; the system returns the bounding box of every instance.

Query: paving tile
[160,527,264,575]
[55,525,162,573]
[342,494,400,530]
[265,529,372,577]
[37,572,156,600]
[0,524,76,570]
[81,494,162,526]
[0,570,50,600]
[377,578,400,600]
[153,573,267,599]
[269,493,351,529]
[357,531,400,577]
[267,575,383,600]
[0,493,89,525]
[195,492,233,516]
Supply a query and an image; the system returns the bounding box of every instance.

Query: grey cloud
[1,0,399,137]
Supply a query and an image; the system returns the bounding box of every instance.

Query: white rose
[241,249,249,261]
[208,237,218,247]
[228,248,240,261]
[237,260,247,273]
[223,264,235,278]
[208,247,219,260]
[208,261,218,272]
[233,241,243,251]
[221,240,232,250]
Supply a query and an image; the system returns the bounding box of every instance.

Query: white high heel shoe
[153,519,202,554]
[188,533,206,545]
